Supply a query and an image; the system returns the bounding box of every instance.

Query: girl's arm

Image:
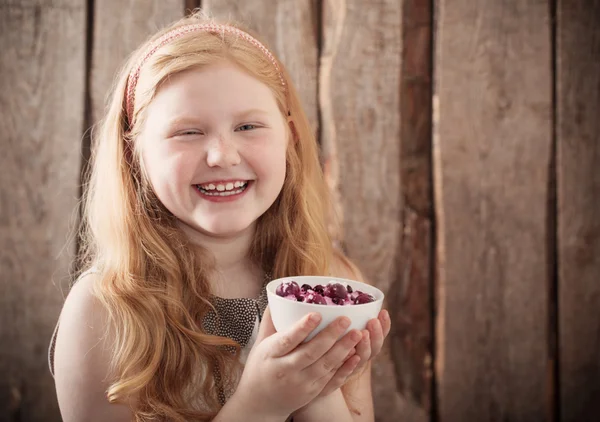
[54,274,284,422]
[53,274,135,422]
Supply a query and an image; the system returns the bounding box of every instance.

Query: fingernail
[383,310,389,321]
[309,313,322,325]
[350,330,362,342]
[339,317,351,329]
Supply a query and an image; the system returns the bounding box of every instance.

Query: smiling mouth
[194,181,250,196]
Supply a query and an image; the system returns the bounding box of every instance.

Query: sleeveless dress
[47,270,294,419]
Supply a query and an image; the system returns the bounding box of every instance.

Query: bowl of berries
[266,276,384,341]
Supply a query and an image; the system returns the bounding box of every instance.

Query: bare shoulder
[329,248,367,283]
[54,272,134,422]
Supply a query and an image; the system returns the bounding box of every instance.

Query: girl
[50,10,391,422]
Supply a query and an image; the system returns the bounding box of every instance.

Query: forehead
[146,62,281,120]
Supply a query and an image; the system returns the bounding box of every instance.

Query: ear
[287,115,299,143]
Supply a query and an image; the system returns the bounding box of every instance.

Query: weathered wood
[202,0,319,134]
[0,1,86,421]
[434,1,552,421]
[556,1,600,421]
[185,0,200,17]
[90,0,183,124]
[390,0,434,414]
[322,0,411,420]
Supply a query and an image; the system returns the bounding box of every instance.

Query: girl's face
[138,62,288,238]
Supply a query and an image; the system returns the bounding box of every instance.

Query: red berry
[354,293,375,304]
[324,283,348,300]
[276,281,300,297]
[305,292,326,305]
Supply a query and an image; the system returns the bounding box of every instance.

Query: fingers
[303,328,362,379]
[317,355,362,397]
[380,310,391,337]
[355,329,371,365]
[291,316,353,368]
[267,312,322,358]
[367,317,385,356]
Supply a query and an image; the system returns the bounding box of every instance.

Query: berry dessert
[275,280,375,305]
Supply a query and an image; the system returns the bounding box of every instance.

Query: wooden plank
[90,0,183,124]
[556,1,600,421]
[391,0,434,415]
[321,0,412,420]
[0,1,86,421]
[202,0,319,134]
[434,1,553,421]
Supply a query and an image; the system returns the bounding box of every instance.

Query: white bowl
[266,275,384,342]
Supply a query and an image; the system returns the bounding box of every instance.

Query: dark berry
[305,292,327,305]
[296,295,304,302]
[301,284,312,292]
[324,283,348,300]
[332,297,343,305]
[346,285,353,294]
[354,293,375,304]
[276,281,300,297]
[313,284,325,294]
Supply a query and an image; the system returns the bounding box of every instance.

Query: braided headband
[125,23,286,126]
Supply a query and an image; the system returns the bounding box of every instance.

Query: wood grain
[556,1,600,421]
[434,1,552,420]
[390,0,434,414]
[0,1,86,420]
[90,0,183,124]
[203,0,319,133]
[321,0,410,420]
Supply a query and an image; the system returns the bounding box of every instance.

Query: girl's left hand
[349,309,391,375]
[318,309,391,397]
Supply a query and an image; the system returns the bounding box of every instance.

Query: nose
[206,135,241,168]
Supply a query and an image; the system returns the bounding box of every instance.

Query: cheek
[142,145,196,190]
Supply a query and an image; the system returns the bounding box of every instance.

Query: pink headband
[124,23,286,126]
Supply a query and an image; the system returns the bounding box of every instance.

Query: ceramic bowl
[266,275,384,342]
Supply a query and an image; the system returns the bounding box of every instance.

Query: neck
[177,221,260,281]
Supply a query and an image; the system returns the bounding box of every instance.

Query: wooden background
[1,0,599,421]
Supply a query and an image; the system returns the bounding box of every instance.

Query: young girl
[50,11,391,422]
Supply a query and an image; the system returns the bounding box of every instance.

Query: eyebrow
[165,109,271,127]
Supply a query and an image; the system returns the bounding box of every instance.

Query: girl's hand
[232,307,364,420]
[323,309,391,395]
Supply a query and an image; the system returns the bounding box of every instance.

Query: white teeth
[196,181,249,196]
[199,181,248,191]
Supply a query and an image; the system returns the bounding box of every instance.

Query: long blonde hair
[77,11,334,421]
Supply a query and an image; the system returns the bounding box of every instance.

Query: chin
[196,219,255,238]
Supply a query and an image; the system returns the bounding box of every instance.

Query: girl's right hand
[232,307,363,420]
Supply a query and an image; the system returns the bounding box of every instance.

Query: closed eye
[177,130,203,136]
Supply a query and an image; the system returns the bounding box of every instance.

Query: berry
[313,284,325,294]
[346,285,353,294]
[276,281,300,297]
[354,293,375,304]
[301,284,312,292]
[324,283,348,300]
[305,292,327,305]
